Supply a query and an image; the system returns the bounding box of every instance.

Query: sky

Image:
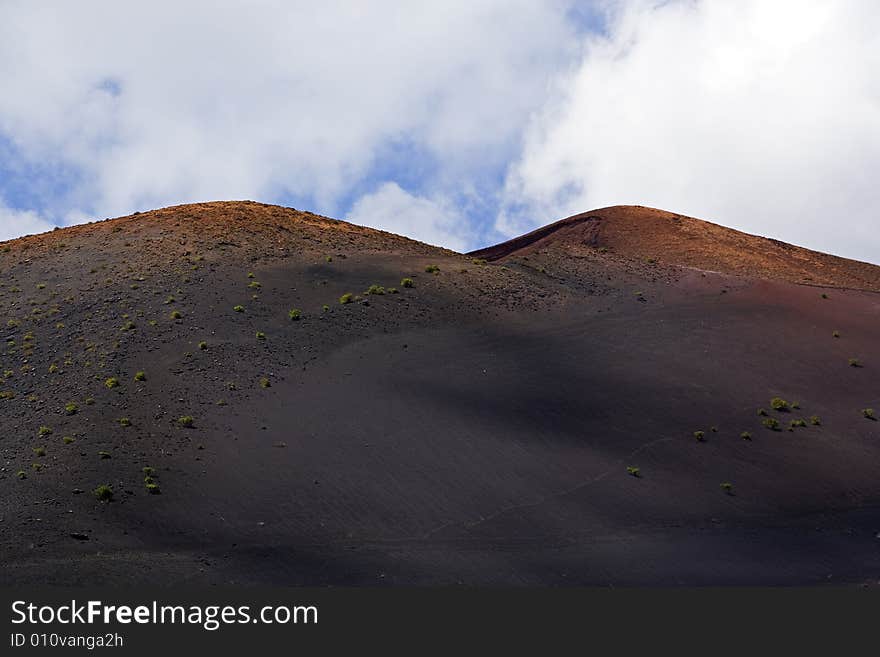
[1,0,878,263]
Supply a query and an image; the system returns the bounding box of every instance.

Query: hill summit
[472,205,880,291]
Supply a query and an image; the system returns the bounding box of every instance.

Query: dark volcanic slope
[471,205,880,291]
[2,201,880,586]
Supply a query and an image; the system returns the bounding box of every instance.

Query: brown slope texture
[1,201,880,587]
[471,205,880,291]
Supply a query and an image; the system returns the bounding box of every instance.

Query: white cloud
[0,201,56,241]
[3,1,880,262]
[0,1,574,239]
[347,182,468,251]
[500,0,880,263]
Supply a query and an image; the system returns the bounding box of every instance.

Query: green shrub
[832,331,840,338]
[790,418,807,428]
[33,446,46,457]
[863,408,876,420]
[38,426,52,437]
[849,358,862,367]
[791,401,801,409]
[121,320,136,331]
[146,482,160,494]
[770,397,789,411]
[740,431,752,440]
[365,284,385,295]
[424,265,440,273]
[401,278,414,288]
[339,293,353,305]
[757,408,768,416]
[233,305,245,313]
[142,466,155,476]
[17,470,26,480]
[388,287,399,294]
[810,415,822,426]
[763,418,780,431]
[288,309,301,321]
[248,280,261,289]
[178,416,194,428]
[169,310,182,320]
[93,484,113,501]
[626,466,640,478]
[134,371,146,381]
[720,482,734,495]
[198,341,208,350]
[322,304,330,312]
[119,417,131,427]
[693,430,705,442]
[259,377,271,388]
[256,331,266,340]
[62,436,75,444]
[65,402,78,415]
[98,451,111,459]
[105,377,119,389]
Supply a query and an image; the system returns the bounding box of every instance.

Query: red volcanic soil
[1,201,879,586]
[472,205,880,291]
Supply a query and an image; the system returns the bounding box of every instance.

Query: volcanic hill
[472,205,880,291]
[1,201,879,586]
